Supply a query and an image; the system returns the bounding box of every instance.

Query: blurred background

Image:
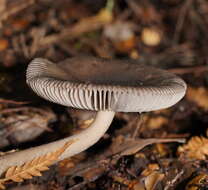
[0,0,208,189]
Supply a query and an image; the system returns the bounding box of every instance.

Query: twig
[164,169,184,190]
[0,99,29,105]
[0,0,35,27]
[40,3,113,47]
[30,28,46,57]
[20,34,30,58]
[119,138,185,156]
[0,107,51,115]
[131,114,143,139]
[173,0,193,43]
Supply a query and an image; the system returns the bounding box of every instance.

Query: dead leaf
[82,167,106,181]
[0,39,8,51]
[0,107,56,148]
[9,184,44,190]
[134,164,164,190]
[154,143,170,157]
[118,138,185,156]
[142,164,160,176]
[186,174,208,190]
[144,171,164,190]
[145,115,169,130]
[178,136,208,160]
[186,87,208,110]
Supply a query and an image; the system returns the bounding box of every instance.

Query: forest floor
[0,0,208,189]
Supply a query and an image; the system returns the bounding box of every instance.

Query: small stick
[0,99,29,105]
[131,114,143,139]
[164,169,184,190]
[173,0,193,43]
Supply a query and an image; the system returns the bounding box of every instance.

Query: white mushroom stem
[0,111,115,176]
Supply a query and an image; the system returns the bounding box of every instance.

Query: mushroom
[0,56,186,176]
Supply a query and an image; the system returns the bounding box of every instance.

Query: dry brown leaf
[0,140,74,189]
[154,143,169,157]
[0,38,9,51]
[186,87,208,110]
[112,175,132,187]
[0,107,56,148]
[146,116,169,130]
[141,164,160,177]
[110,175,142,189]
[134,164,164,190]
[139,114,169,133]
[82,167,106,181]
[119,138,185,156]
[144,171,164,190]
[178,136,208,160]
[185,173,208,190]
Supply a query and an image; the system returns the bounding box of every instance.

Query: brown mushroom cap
[26,56,186,112]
